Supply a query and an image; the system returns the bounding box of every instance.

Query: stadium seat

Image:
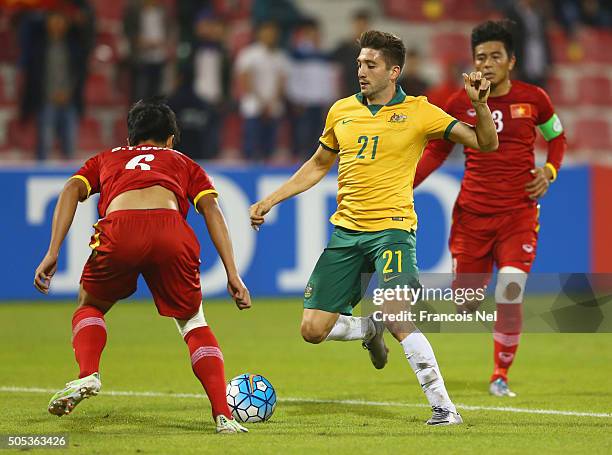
[431,32,472,64]
[113,116,128,147]
[227,21,253,58]
[77,117,106,153]
[0,73,7,106]
[572,119,611,150]
[549,29,572,64]
[441,0,490,21]
[214,0,252,20]
[220,113,241,151]
[546,76,573,106]
[85,73,122,106]
[577,76,612,106]
[0,27,18,62]
[579,28,612,64]
[91,0,127,22]
[550,28,612,64]
[384,0,491,21]
[93,31,124,64]
[7,118,37,152]
[383,0,428,22]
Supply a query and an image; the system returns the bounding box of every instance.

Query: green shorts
[303,226,420,315]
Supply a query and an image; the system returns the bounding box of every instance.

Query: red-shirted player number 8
[492,110,504,133]
[125,154,155,170]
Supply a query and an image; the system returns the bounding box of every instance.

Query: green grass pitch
[0,299,610,454]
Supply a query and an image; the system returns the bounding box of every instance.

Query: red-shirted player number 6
[125,154,155,170]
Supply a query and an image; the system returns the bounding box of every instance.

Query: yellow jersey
[319,86,458,232]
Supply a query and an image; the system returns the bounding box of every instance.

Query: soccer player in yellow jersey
[250,31,498,425]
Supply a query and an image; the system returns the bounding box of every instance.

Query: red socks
[491,304,522,382]
[184,326,232,419]
[71,307,230,419]
[72,305,107,378]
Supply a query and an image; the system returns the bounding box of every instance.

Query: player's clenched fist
[249,199,273,231]
[463,71,491,104]
[227,274,252,310]
[34,253,58,294]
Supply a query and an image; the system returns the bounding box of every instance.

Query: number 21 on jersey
[356,135,379,159]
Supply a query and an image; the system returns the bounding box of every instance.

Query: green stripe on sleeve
[319,141,339,153]
[443,119,459,140]
[538,113,564,141]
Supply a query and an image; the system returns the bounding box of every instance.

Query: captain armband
[537,113,564,142]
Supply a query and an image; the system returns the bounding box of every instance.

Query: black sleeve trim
[443,119,459,141]
[319,141,340,153]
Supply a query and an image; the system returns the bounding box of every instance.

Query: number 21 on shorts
[382,249,402,273]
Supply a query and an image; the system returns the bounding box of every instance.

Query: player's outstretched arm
[447,72,498,152]
[249,145,337,230]
[197,194,251,310]
[414,141,454,188]
[34,178,88,294]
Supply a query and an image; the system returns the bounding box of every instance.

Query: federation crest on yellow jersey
[388,112,407,123]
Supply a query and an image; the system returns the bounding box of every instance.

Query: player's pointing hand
[249,199,273,231]
[463,71,491,104]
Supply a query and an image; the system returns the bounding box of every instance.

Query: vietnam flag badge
[510,103,532,118]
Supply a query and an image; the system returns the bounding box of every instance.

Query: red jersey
[416,80,565,215]
[72,144,217,218]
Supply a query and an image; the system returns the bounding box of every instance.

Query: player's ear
[509,55,516,72]
[390,65,401,83]
[166,135,174,149]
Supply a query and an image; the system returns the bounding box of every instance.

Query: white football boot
[426,406,463,426]
[48,372,101,416]
[489,378,517,397]
[215,415,249,434]
[362,314,389,369]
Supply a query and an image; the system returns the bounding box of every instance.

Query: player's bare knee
[300,322,327,344]
[77,286,114,314]
[300,318,330,344]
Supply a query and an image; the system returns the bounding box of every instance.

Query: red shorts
[449,204,538,287]
[81,209,202,319]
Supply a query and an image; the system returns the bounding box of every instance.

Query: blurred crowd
[2,0,611,162]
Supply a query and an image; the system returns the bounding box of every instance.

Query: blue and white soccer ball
[226,373,276,423]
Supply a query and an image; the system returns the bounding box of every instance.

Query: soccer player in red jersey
[414,21,566,397]
[33,98,251,433]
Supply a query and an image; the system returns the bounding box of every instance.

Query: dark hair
[471,20,515,57]
[359,30,406,70]
[127,97,180,147]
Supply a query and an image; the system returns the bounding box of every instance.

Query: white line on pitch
[1,386,610,419]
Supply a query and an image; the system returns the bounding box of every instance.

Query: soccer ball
[226,373,276,423]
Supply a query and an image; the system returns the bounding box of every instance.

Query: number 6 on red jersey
[125,154,155,170]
